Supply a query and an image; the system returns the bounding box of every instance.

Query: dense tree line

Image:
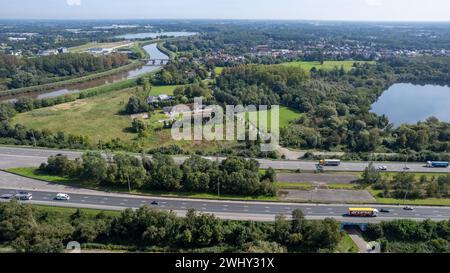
[364,219,450,253]
[0,201,347,253]
[0,121,90,149]
[0,53,129,90]
[38,153,277,196]
[153,59,208,85]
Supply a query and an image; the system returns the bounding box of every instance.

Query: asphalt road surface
[1,146,450,173]
[1,188,449,223]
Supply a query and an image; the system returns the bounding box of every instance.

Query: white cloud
[66,0,81,6]
[366,0,383,6]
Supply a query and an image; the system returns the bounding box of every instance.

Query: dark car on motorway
[14,192,33,200]
[380,209,391,213]
[1,194,14,199]
[151,201,159,205]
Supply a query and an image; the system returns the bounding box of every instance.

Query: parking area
[277,173,360,184]
[280,189,376,203]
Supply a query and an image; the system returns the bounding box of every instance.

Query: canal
[2,43,168,101]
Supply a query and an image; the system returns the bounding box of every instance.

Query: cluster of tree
[0,53,129,90]
[173,82,212,100]
[0,201,347,253]
[39,153,277,197]
[364,219,450,253]
[372,172,449,200]
[0,122,90,150]
[360,163,449,199]
[152,59,208,85]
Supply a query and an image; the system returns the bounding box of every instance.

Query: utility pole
[217,177,220,198]
[31,130,37,147]
[127,174,131,193]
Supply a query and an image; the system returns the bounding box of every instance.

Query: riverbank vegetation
[0,201,350,253]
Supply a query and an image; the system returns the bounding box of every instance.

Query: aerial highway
[1,146,449,223]
[1,188,449,223]
[1,146,449,173]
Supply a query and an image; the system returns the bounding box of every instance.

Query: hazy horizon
[1,0,450,22]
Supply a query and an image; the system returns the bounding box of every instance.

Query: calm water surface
[371,83,450,125]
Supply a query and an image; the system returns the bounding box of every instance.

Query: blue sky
[0,0,449,21]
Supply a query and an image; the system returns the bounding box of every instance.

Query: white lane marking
[100,201,105,204]
[265,210,271,213]
[103,198,108,200]
[160,205,166,208]
[141,200,146,203]
[123,199,128,202]
[83,196,89,199]
[181,206,186,209]
[244,206,249,208]
[223,205,229,207]
[120,203,125,205]
[223,208,228,211]
[81,200,86,202]
[306,208,311,210]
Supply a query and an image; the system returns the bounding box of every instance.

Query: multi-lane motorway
[1,146,449,222]
[1,188,449,222]
[1,146,449,173]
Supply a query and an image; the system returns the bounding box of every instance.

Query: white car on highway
[377,166,388,171]
[55,193,70,201]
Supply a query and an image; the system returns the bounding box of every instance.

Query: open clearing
[69,41,135,53]
[246,106,302,129]
[281,61,375,72]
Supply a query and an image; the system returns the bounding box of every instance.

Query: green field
[246,106,302,129]
[214,67,224,75]
[149,85,181,96]
[281,61,375,72]
[13,89,138,144]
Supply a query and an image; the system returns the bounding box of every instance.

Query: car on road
[377,166,388,171]
[380,208,391,213]
[151,201,159,205]
[14,192,32,200]
[55,193,70,201]
[1,194,14,199]
[403,206,414,211]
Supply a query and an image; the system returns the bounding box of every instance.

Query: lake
[115,31,197,40]
[371,83,450,126]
